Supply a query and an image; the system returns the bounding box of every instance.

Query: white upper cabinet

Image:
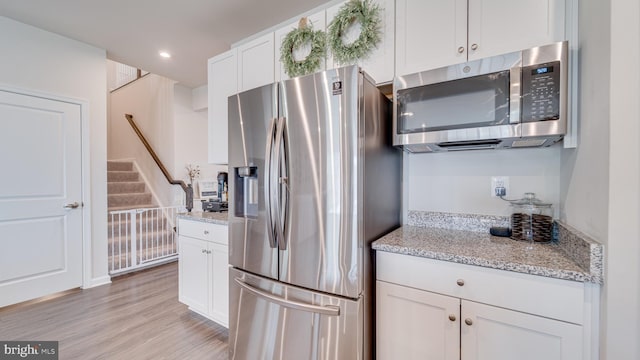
[467,0,566,61]
[208,48,237,165]
[396,0,566,76]
[274,11,327,82]
[327,0,395,84]
[396,0,467,76]
[237,33,275,92]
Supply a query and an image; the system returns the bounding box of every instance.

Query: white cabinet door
[178,236,209,315]
[237,33,275,92]
[377,281,460,360]
[395,0,467,76]
[467,0,566,61]
[326,0,395,84]
[461,300,583,360]
[275,11,326,82]
[209,242,229,327]
[208,49,237,165]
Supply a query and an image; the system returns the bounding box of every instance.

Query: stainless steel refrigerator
[227,65,402,360]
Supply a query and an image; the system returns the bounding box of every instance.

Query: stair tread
[108,193,152,198]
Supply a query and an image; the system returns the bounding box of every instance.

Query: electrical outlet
[491,176,509,197]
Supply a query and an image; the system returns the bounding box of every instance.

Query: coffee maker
[202,171,228,212]
[217,172,228,202]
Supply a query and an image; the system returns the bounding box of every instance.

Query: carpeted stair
[107,161,177,274]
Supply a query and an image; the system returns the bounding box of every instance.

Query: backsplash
[407,210,510,232]
[556,221,604,284]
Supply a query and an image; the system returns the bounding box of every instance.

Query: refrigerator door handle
[234,278,340,316]
[265,117,278,249]
[273,116,287,251]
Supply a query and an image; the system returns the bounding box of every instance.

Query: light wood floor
[0,262,228,360]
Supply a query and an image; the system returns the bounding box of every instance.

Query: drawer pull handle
[204,230,210,235]
[465,318,473,326]
[448,314,456,322]
[456,279,465,286]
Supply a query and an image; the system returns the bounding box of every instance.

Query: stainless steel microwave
[393,41,568,152]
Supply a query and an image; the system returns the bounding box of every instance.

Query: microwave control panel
[521,61,561,122]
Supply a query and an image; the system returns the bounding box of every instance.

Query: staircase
[107,161,180,275]
[108,161,153,210]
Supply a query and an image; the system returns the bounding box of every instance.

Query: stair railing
[124,114,190,200]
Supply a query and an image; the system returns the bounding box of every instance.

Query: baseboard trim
[83,275,112,289]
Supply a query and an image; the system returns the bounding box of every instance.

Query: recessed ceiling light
[159,51,171,58]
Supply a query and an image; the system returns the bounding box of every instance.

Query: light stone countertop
[373,211,603,284]
[177,211,228,225]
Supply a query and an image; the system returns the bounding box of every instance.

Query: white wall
[0,16,109,286]
[604,0,640,358]
[173,84,227,209]
[560,1,611,244]
[108,74,177,207]
[403,147,561,218]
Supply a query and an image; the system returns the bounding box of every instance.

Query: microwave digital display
[532,66,554,75]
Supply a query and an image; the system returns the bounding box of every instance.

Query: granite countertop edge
[372,224,602,285]
[177,211,228,225]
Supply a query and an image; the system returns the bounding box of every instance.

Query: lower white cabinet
[461,300,582,360]
[377,281,460,360]
[376,251,598,360]
[178,219,229,327]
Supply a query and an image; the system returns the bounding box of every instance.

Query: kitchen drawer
[376,251,585,325]
[178,218,228,245]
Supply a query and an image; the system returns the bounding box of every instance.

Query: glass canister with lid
[509,193,553,246]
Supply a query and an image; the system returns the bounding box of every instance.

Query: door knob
[64,202,80,209]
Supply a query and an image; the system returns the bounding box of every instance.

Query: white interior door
[0,89,83,307]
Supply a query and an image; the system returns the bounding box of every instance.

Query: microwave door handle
[273,117,287,251]
[235,278,340,316]
[510,66,522,124]
[265,117,277,249]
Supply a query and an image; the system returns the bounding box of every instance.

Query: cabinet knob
[204,230,209,235]
[201,249,206,254]
[448,314,457,322]
[465,318,473,326]
[456,279,465,286]
[458,46,465,54]
[471,43,478,51]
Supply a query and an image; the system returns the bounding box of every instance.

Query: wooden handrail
[124,114,188,193]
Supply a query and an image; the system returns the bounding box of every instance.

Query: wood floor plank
[0,262,228,359]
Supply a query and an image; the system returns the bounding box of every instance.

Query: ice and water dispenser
[233,166,259,218]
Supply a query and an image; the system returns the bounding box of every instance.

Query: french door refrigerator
[228,65,402,360]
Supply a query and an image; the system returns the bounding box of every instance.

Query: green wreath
[280,18,327,78]
[328,0,382,65]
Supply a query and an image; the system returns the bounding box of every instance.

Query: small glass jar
[509,193,553,247]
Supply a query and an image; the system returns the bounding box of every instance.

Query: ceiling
[0,0,331,88]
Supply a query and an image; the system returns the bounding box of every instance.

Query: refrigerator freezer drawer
[229,267,364,360]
